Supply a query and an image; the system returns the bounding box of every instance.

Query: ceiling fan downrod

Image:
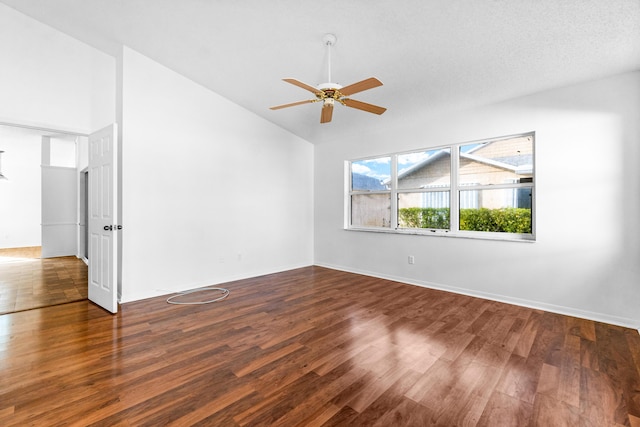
[322,33,337,84]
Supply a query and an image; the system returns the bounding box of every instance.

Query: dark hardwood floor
[1,266,639,426]
[0,247,88,315]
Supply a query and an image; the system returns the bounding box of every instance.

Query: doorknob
[103,225,113,231]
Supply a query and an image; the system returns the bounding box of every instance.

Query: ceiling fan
[270,34,386,124]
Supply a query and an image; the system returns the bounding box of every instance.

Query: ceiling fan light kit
[270,33,386,124]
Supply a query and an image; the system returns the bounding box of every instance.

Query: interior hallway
[0,246,87,315]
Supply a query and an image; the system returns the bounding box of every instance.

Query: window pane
[351,194,391,228]
[398,148,450,190]
[398,192,450,229]
[50,137,77,168]
[459,188,532,233]
[459,135,533,186]
[351,157,390,191]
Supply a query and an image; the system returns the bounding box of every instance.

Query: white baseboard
[119,262,313,304]
[314,262,640,331]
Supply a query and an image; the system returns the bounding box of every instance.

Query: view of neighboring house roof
[397,142,533,181]
[491,154,533,167]
[397,150,449,181]
[461,152,533,174]
[352,173,387,191]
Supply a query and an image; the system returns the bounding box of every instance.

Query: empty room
[0,1,639,426]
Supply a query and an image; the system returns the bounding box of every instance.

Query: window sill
[344,227,536,242]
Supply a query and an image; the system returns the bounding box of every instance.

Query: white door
[88,124,118,313]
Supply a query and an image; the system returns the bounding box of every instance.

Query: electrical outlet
[408,255,415,264]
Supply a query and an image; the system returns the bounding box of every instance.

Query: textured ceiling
[2,0,639,144]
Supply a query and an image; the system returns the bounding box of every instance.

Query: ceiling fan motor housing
[317,83,343,104]
[318,82,342,91]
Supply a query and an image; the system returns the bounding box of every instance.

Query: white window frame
[345,132,536,242]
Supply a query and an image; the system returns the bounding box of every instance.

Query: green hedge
[398,207,531,233]
[460,207,531,233]
[398,207,450,229]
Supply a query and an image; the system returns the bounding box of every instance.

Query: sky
[351,143,482,182]
[351,148,446,181]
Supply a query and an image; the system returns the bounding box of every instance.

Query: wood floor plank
[568,316,597,341]
[432,360,502,425]
[346,364,408,413]
[233,342,306,377]
[536,362,561,397]
[491,349,541,403]
[581,336,601,370]
[0,265,638,426]
[595,322,640,421]
[477,391,533,426]
[513,310,542,358]
[531,393,580,427]
[319,405,360,426]
[371,397,434,427]
[295,402,342,427]
[557,333,581,407]
[580,365,626,426]
[350,369,423,425]
[267,365,368,427]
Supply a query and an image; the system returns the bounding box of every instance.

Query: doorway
[0,123,89,315]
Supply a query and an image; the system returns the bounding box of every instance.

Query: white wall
[0,3,115,133]
[314,71,640,329]
[0,129,41,248]
[119,47,314,302]
[41,166,77,258]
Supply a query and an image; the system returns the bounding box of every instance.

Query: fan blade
[270,99,316,110]
[339,77,383,96]
[283,78,321,94]
[320,103,334,123]
[343,98,387,115]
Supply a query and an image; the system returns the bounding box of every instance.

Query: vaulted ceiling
[2,0,639,144]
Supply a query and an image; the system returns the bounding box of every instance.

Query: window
[397,148,451,230]
[346,133,535,240]
[350,157,391,228]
